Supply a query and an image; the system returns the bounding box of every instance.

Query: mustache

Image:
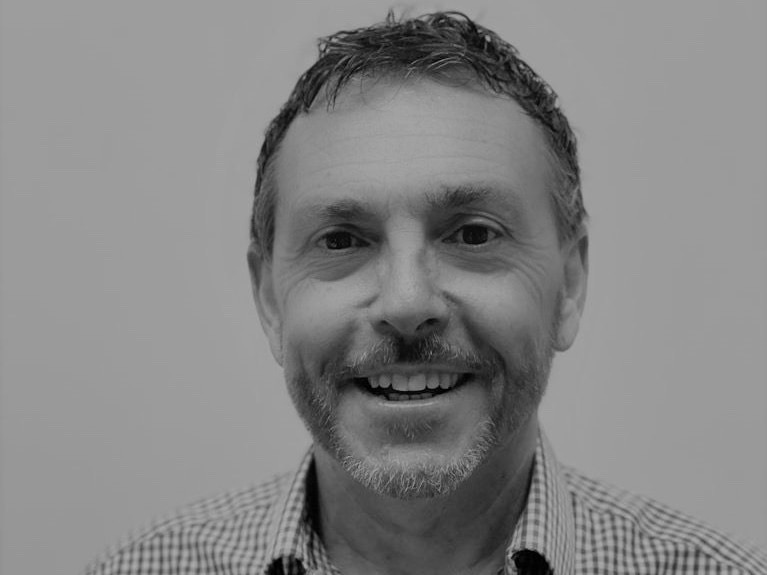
[327,334,504,380]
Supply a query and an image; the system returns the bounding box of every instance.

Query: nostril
[370,286,450,336]
[417,317,441,331]
[376,315,444,338]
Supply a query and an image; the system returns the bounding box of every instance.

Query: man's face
[250,78,586,498]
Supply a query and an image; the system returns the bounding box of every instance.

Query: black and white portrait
[1,2,765,574]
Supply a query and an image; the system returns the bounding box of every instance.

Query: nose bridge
[388,241,430,302]
[374,232,447,337]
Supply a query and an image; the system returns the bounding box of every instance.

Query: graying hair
[250,11,586,259]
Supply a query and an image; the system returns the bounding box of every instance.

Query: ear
[554,228,589,352]
[247,242,283,365]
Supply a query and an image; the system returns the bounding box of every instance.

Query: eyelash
[316,229,369,251]
[315,222,502,251]
[443,223,502,246]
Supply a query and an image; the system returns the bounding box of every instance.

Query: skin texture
[248,78,588,575]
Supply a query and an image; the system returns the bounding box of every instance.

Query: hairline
[254,70,579,261]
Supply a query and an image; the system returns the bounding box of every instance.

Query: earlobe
[247,243,284,365]
[554,230,588,352]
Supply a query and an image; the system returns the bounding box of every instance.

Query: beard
[283,323,556,500]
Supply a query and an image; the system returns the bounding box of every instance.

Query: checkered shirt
[85,432,767,574]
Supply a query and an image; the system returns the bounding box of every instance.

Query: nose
[370,244,449,339]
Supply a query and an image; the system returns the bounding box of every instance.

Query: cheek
[280,280,363,371]
[450,270,560,352]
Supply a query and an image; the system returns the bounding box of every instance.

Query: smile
[354,372,472,401]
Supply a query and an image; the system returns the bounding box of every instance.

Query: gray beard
[284,327,556,500]
[338,417,499,499]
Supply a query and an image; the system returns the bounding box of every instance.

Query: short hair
[250,11,585,259]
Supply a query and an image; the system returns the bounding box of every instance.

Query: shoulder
[84,471,292,575]
[562,466,767,574]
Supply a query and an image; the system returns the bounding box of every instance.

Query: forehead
[274,77,554,220]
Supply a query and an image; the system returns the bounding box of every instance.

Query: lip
[339,374,489,448]
[356,364,477,378]
[347,372,480,410]
[341,380,484,443]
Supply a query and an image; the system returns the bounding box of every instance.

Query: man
[87,11,766,575]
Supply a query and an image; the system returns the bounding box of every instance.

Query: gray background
[1,1,765,574]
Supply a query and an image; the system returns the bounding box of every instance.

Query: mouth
[353,372,473,401]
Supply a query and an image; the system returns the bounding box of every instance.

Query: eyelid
[313,226,370,249]
[443,217,506,242]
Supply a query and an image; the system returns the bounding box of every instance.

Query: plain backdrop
[1,1,766,573]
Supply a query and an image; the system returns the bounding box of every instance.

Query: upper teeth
[368,373,461,392]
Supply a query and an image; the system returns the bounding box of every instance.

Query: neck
[315,419,538,575]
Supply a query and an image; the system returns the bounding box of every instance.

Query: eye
[445,224,500,246]
[318,230,368,250]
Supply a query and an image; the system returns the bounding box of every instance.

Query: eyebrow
[424,184,524,214]
[294,198,377,227]
[293,183,524,226]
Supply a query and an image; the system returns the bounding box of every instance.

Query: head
[248,11,588,499]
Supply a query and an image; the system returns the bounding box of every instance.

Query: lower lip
[347,376,479,413]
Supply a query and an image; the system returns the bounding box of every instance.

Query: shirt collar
[264,449,337,574]
[506,430,576,574]
[265,430,575,575]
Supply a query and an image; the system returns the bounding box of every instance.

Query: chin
[332,419,500,499]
